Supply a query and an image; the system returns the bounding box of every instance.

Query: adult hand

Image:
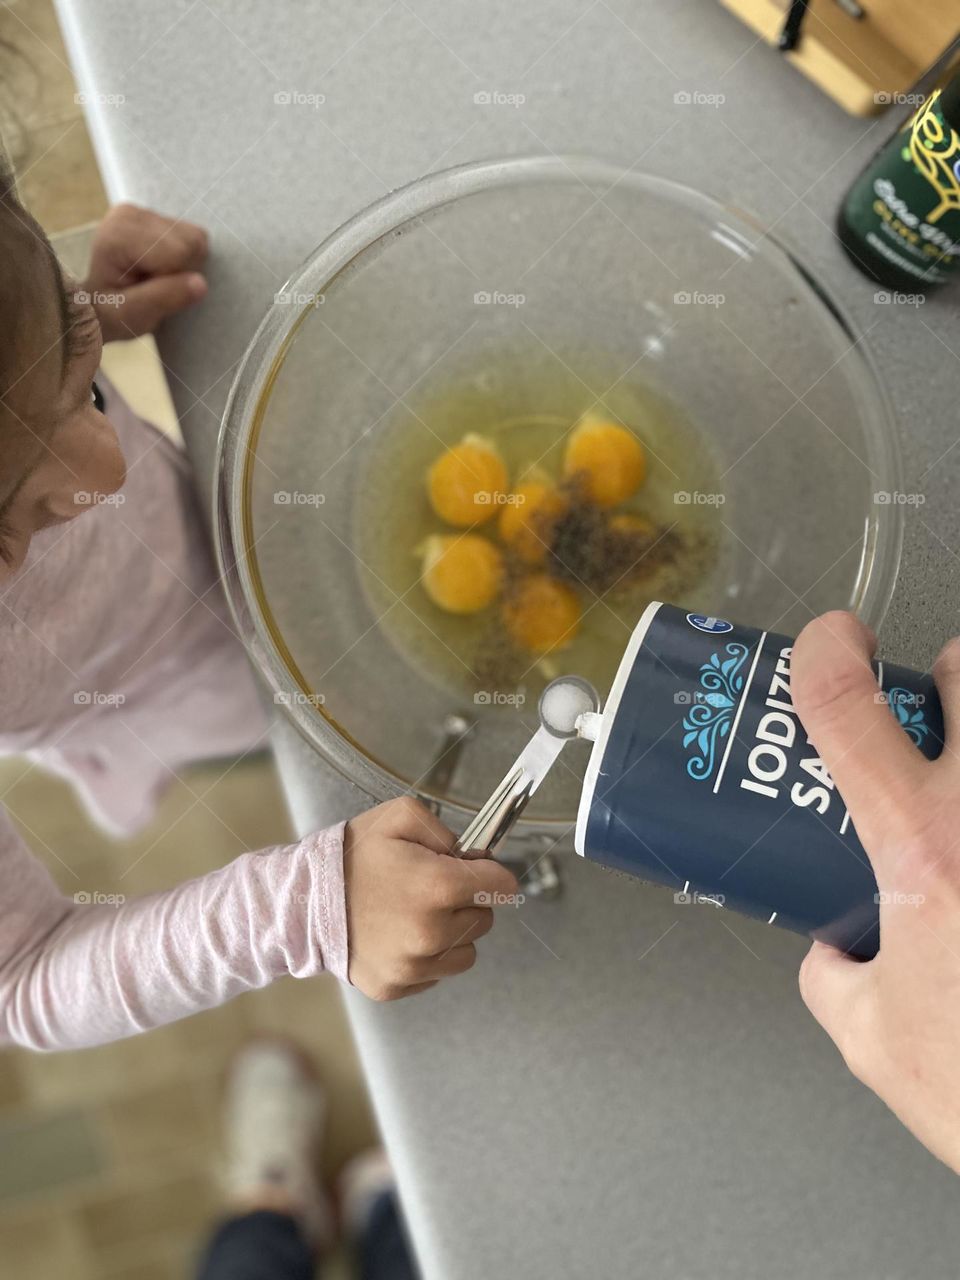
[793,610,960,1173]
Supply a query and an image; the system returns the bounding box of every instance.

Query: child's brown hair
[0,155,71,505]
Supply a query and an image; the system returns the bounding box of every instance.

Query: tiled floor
[0,3,375,1276]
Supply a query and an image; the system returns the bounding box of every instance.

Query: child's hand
[343,796,520,1002]
[82,203,209,341]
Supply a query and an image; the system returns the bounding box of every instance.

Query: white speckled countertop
[55,2,960,1276]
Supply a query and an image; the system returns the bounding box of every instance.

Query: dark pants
[195,1194,419,1280]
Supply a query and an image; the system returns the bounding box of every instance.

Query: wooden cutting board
[719,0,960,115]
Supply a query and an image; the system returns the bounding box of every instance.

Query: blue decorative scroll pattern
[885,687,930,748]
[682,642,751,781]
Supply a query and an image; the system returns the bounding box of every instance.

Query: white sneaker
[338,1147,395,1244]
[222,1037,333,1248]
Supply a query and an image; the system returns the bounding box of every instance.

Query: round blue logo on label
[686,613,733,634]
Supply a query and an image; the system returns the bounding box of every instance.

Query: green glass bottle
[837,71,960,290]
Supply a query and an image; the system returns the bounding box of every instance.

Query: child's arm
[0,797,517,1051]
[0,805,346,1050]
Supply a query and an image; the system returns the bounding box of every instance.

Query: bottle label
[577,604,944,957]
[844,90,960,283]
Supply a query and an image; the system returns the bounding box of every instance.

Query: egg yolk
[499,481,568,565]
[427,434,509,527]
[609,512,656,539]
[563,416,646,509]
[502,575,581,654]
[421,534,503,614]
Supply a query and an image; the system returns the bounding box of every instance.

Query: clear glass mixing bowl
[215,156,902,834]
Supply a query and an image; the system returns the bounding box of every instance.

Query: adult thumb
[799,941,877,1080]
[106,272,207,338]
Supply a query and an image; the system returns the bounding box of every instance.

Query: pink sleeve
[0,809,349,1052]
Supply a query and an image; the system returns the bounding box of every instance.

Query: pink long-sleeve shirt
[0,377,349,1051]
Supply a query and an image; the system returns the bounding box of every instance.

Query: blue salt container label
[575,602,943,958]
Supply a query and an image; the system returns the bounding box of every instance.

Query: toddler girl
[0,168,516,1052]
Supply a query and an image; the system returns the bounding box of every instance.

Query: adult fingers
[792,612,927,851]
[798,941,878,1084]
[932,636,960,765]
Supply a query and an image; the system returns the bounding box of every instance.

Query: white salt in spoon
[456,676,600,855]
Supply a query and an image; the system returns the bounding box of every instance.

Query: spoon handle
[455,726,566,855]
[455,766,535,855]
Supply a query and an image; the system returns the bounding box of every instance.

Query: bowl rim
[214,153,904,826]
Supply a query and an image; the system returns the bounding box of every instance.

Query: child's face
[0,236,125,581]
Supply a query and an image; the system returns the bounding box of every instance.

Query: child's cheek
[71,411,127,502]
[0,528,33,580]
[91,419,126,497]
